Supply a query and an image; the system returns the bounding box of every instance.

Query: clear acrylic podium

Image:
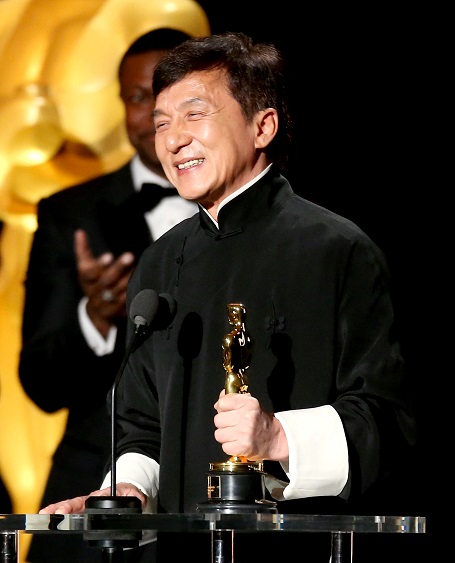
[1,512,426,563]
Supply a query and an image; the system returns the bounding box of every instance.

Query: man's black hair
[123,28,191,58]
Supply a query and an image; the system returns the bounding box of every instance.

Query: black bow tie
[132,183,178,212]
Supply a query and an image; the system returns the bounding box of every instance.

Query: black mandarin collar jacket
[115,166,415,515]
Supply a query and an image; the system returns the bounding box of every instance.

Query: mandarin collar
[198,166,293,237]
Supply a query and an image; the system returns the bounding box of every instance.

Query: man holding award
[40,32,416,562]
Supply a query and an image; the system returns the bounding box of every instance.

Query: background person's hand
[74,229,136,337]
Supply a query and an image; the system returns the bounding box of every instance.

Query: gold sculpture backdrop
[0,0,209,557]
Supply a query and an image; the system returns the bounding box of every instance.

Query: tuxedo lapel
[98,198,152,258]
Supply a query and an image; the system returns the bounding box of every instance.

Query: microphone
[84,289,175,555]
[129,288,160,326]
[129,290,176,346]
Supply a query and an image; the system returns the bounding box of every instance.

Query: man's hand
[213,389,289,462]
[38,483,147,514]
[74,229,136,337]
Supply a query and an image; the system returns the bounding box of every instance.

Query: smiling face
[153,69,278,218]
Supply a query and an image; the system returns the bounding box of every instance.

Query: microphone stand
[110,324,145,498]
[83,289,171,562]
[83,315,149,562]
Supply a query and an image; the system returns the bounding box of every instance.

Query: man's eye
[126,93,153,104]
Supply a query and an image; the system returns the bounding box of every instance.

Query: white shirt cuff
[100,452,159,546]
[78,296,117,356]
[271,405,349,500]
[100,452,159,512]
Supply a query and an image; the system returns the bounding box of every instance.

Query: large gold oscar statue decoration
[0,3,209,562]
[198,304,277,514]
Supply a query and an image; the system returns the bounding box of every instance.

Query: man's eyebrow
[153,108,165,118]
[153,97,207,118]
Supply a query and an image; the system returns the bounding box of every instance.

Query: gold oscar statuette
[197,304,277,514]
[221,303,254,465]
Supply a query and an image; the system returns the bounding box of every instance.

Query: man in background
[18,28,199,563]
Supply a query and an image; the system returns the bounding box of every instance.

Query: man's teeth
[177,159,203,170]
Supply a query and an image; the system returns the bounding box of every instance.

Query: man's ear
[254,108,278,149]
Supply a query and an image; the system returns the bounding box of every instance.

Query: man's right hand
[74,229,136,337]
[38,483,147,514]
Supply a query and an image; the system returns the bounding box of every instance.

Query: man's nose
[164,118,192,152]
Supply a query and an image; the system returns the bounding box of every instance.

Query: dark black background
[197,2,436,559]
